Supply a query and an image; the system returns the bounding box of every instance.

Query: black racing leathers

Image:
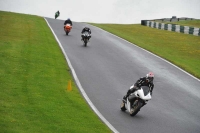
[81,28,91,34]
[64,20,72,26]
[124,77,154,99]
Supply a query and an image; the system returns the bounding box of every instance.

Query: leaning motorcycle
[55,13,59,19]
[82,32,90,47]
[120,86,152,116]
[64,24,72,35]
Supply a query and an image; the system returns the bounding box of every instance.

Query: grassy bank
[90,23,200,79]
[0,11,112,133]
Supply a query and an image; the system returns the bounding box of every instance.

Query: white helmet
[146,72,154,82]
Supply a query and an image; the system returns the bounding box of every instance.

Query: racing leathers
[123,77,154,101]
[64,19,73,26]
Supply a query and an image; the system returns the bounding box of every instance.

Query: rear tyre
[66,31,69,35]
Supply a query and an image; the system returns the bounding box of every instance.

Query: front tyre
[84,39,88,47]
[130,101,142,116]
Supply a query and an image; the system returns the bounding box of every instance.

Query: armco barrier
[141,20,200,36]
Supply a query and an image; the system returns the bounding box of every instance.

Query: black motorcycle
[82,32,90,47]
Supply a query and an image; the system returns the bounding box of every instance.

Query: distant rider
[55,10,60,19]
[81,27,91,41]
[123,72,155,102]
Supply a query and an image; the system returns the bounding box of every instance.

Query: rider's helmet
[67,18,70,21]
[146,72,154,82]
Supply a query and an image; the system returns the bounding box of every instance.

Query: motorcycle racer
[64,18,73,26]
[55,10,60,19]
[123,72,155,102]
[81,27,91,41]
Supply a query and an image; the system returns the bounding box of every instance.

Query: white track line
[44,18,119,133]
[89,24,200,82]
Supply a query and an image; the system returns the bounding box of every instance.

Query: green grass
[89,23,200,79]
[154,19,200,28]
[0,11,112,133]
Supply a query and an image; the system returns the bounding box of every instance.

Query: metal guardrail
[153,17,197,22]
[141,17,200,36]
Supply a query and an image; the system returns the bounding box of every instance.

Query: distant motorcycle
[55,12,59,19]
[82,32,90,47]
[64,24,72,35]
[120,86,152,116]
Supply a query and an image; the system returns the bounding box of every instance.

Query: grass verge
[0,11,112,133]
[89,23,200,79]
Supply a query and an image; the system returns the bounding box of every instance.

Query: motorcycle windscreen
[83,31,89,36]
[141,86,150,96]
[66,24,71,27]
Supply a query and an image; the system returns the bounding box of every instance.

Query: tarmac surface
[46,18,200,133]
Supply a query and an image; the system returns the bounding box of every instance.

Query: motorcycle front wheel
[130,101,142,116]
[84,39,88,47]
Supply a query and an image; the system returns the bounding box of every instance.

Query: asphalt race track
[45,18,200,133]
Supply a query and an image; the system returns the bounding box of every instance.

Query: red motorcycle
[64,24,72,35]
